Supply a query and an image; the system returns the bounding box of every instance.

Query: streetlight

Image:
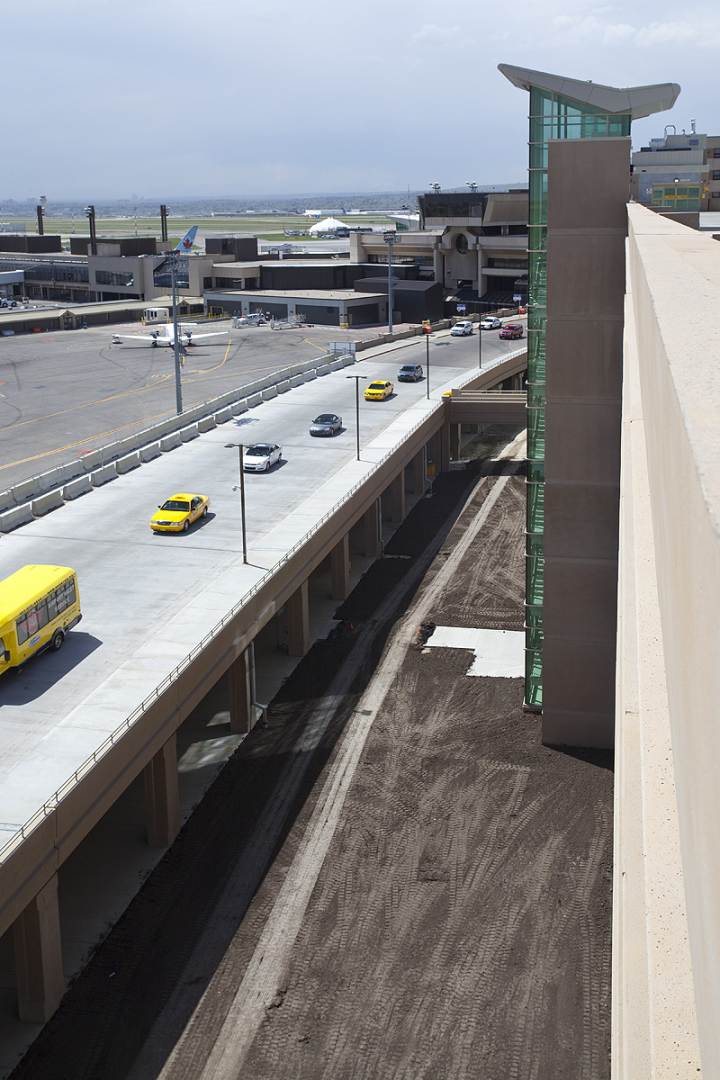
[84,205,97,255]
[225,443,248,563]
[346,374,367,460]
[425,330,431,399]
[478,304,483,370]
[383,230,396,334]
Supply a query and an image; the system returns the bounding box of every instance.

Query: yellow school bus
[0,565,81,677]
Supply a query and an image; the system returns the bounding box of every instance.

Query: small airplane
[112,226,229,348]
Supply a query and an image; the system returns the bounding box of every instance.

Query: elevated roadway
[0,327,526,1022]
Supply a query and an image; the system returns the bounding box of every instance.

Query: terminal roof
[498,63,680,119]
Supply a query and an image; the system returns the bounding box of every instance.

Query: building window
[455,233,469,254]
[712,171,720,181]
[714,149,720,158]
[95,269,135,287]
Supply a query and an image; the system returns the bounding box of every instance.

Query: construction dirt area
[11,428,613,1080]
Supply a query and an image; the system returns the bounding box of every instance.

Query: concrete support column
[143,734,180,848]
[428,428,450,474]
[383,472,406,524]
[406,449,426,495]
[330,534,351,600]
[13,874,65,1023]
[449,424,460,461]
[360,499,382,557]
[287,579,310,657]
[228,646,255,733]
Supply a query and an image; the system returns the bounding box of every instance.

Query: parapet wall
[613,204,720,1077]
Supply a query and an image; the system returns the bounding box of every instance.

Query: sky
[3,0,719,199]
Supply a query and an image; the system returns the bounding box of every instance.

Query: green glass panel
[526,480,544,535]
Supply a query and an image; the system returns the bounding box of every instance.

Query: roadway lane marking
[192,433,526,1080]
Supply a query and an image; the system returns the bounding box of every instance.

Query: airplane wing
[182,330,230,344]
[112,333,162,344]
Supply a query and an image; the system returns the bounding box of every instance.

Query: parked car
[480,316,502,329]
[499,323,525,340]
[398,363,423,382]
[364,379,394,401]
[243,443,282,472]
[451,320,474,336]
[150,493,209,534]
[234,313,265,326]
[310,413,342,436]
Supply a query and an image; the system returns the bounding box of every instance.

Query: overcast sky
[3,0,718,199]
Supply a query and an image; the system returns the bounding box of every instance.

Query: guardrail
[0,344,527,865]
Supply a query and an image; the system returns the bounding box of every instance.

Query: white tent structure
[307,216,348,235]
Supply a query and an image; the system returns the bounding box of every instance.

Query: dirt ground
[10,436,613,1080]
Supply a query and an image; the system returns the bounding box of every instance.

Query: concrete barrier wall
[613,206,716,1078]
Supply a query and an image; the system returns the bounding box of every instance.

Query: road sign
[513,293,523,302]
[456,303,466,314]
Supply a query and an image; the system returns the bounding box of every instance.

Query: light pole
[383,230,396,334]
[478,303,483,370]
[225,443,248,563]
[169,252,184,415]
[346,374,367,460]
[425,331,430,400]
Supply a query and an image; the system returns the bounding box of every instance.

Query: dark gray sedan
[310,413,343,436]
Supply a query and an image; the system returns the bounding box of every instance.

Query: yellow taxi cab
[150,492,209,534]
[364,379,394,401]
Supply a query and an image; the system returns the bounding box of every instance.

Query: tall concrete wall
[542,137,630,749]
[613,204,720,1078]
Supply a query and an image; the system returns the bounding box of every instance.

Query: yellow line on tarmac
[0,409,175,473]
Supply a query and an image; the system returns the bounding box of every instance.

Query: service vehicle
[309,413,342,436]
[0,565,81,676]
[150,493,209,534]
[480,316,502,329]
[243,443,282,472]
[364,379,394,401]
[451,320,474,336]
[233,312,265,327]
[398,363,424,382]
[499,323,525,340]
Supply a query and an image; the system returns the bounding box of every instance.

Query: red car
[499,323,524,340]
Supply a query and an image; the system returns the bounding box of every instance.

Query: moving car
[398,363,423,382]
[480,316,502,329]
[243,443,282,472]
[0,565,81,676]
[364,380,394,401]
[451,320,474,336]
[150,493,209,534]
[310,413,342,436]
[499,323,525,340]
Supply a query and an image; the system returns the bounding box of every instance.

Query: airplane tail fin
[175,225,198,253]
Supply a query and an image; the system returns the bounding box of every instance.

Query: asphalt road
[0,320,379,490]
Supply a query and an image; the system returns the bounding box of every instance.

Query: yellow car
[364,379,394,401]
[150,492,209,534]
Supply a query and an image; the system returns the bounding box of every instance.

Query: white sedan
[451,320,474,336]
[480,316,502,329]
[243,443,282,472]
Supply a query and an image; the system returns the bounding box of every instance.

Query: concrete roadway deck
[0,331,520,855]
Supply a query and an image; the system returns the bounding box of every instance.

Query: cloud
[552,11,720,48]
[411,23,463,45]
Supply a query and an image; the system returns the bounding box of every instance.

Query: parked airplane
[112,226,229,347]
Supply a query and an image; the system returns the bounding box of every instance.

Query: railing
[0,344,527,865]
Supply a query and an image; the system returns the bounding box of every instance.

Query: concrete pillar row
[360,499,382,558]
[330,534,351,600]
[143,733,180,848]
[428,428,450,475]
[287,579,311,657]
[13,874,65,1023]
[228,645,256,734]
